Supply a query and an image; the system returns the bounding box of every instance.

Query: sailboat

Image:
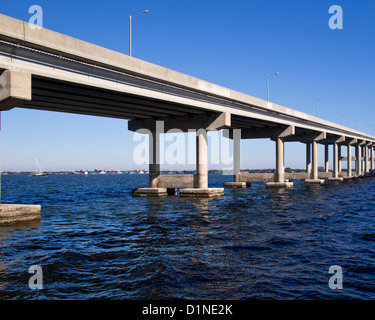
[31,158,48,176]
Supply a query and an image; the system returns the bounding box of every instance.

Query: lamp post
[129,10,148,57]
[266,72,279,101]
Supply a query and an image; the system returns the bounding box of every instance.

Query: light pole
[316,98,324,117]
[266,72,279,101]
[129,10,148,57]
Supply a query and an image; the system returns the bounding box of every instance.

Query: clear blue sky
[1,0,375,171]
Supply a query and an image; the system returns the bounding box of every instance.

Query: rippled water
[1,174,375,299]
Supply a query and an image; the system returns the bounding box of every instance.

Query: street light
[316,98,324,117]
[266,72,279,101]
[129,10,149,57]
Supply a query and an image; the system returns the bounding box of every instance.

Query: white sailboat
[31,158,48,176]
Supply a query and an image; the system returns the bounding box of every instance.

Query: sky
[1,0,375,172]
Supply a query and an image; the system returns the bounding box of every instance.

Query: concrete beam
[346,138,357,145]
[275,125,295,138]
[356,140,366,146]
[0,70,31,111]
[285,131,326,143]
[323,136,345,144]
[128,112,231,132]
[236,125,295,140]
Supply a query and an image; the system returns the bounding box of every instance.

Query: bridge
[0,13,374,223]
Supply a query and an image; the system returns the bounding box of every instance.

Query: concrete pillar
[276,137,284,183]
[233,129,241,182]
[267,136,293,187]
[365,145,369,173]
[333,143,339,178]
[196,129,208,188]
[324,144,329,173]
[347,144,352,177]
[356,144,362,176]
[149,131,160,188]
[338,146,342,172]
[306,143,312,173]
[371,146,374,171]
[312,140,318,180]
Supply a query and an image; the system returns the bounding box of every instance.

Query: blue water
[0,173,375,300]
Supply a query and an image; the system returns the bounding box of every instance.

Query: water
[1,173,375,300]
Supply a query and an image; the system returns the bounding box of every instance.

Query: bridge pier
[347,143,352,177]
[181,128,224,197]
[306,143,312,174]
[223,128,247,188]
[326,136,345,182]
[130,115,228,197]
[305,133,325,184]
[0,70,42,226]
[324,144,330,173]
[356,142,363,176]
[365,143,370,174]
[266,133,293,188]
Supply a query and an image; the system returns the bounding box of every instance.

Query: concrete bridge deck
[0,13,374,223]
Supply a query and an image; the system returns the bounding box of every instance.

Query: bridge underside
[16,75,341,143]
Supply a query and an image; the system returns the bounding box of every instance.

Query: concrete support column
[324,144,329,173]
[347,144,352,177]
[149,131,160,188]
[333,143,339,178]
[196,130,208,188]
[312,140,318,180]
[371,146,374,171]
[356,145,362,176]
[233,129,241,182]
[306,143,312,173]
[365,145,369,173]
[276,137,284,183]
[338,146,342,172]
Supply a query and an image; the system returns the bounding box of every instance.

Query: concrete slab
[132,188,168,197]
[179,188,224,197]
[342,176,354,180]
[304,179,325,184]
[0,204,41,226]
[327,177,344,182]
[265,182,293,188]
[223,182,247,189]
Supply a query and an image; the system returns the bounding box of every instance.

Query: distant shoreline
[2,167,328,175]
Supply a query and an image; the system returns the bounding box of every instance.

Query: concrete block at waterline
[179,188,224,197]
[342,176,354,180]
[132,188,168,197]
[223,182,247,189]
[265,182,294,188]
[304,179,325,185]
[0,204,41,226]
[327,177,344,182]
